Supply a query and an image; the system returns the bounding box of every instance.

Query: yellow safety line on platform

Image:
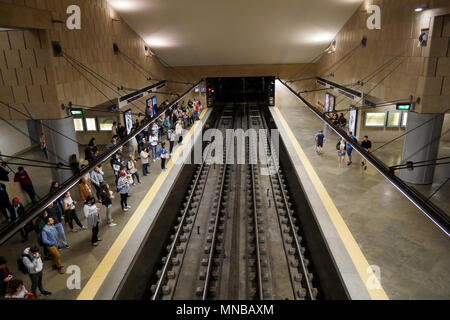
[77,108,208,300]
[273,107,388,300]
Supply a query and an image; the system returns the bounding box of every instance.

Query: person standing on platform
[22,246,52,298]
[337,138,347,168]
[168,128,176,156]
[90,166,104,199]
[346,131,358,166]
[140,147,150,176]
[14,167,36,204]
[150,131,159,162]
[101,184,116,227]
[361,136,372,171]
[117,171,131,212]
[159,142,169,172]
[127,155,140,185]
[315,130,325,154]
[176,120,183,145]
[79,176,95,202]
[45,202,69,249]
[83,196,102,246]
[63,191,85,232]
[41,217,64,274]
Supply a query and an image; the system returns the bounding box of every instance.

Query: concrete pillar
[400,112,444,185]
[42,117,79,183]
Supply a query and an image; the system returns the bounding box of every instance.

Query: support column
[42,117,79,183]
[400,112,444,185]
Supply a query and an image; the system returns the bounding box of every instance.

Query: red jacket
[14,170,32,186]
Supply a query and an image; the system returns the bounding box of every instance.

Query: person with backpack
[346,131,358,166]
[360,135,372,171]
[117,171,131,212]
[101,184,116,227]
[20,246,51,297]
[127,155,140,185]
[83,196,102,246]
[158,142,169,172]
[314,130,325,154]
[336,138,347,168]
[13,167,36,204]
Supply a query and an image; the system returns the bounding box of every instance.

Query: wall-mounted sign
[348,108,358,135]
[70,109,83,115]
[317,77,362,102]
[396,103,411,111]
[123,109,133,135]
[118,81,166,109]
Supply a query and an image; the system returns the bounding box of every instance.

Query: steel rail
[0,80,204,246]
[278,79,450,237]
[201,109,234,300]
[246,106,265,300]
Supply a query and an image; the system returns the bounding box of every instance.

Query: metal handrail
[0,80,204,246]
[278,79,450,237]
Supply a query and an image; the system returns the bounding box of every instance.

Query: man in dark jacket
[0,162,10,181]
[0,183,13,222]
[14,167,36,204]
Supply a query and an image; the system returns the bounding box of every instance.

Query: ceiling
[107,0,363,66]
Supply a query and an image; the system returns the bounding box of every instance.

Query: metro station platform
[272,81,450,299]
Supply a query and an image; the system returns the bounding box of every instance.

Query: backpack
[336,141,341,150]
[17,254,32,274]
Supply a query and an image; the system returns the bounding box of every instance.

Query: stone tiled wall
[0,0,174,120]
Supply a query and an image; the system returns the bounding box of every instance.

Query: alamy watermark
[66,5,81,30]
[366,5,381,30]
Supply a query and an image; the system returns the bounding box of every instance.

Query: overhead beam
[0,3,52,30]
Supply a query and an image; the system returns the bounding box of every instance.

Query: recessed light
[414,5,428,12]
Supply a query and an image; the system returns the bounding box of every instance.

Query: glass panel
[85,118,97,131]
[73,118,84,131]
[98,116,116,131]
[401,112,408,127]
[365,112,386,127]
[387,111,401,127]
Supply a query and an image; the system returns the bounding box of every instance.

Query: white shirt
[63,196,76,210]
[150,135,158,146]
[140,151,149,164]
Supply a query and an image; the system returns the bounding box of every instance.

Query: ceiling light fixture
[414,5,429,12]
[325,40,337,54]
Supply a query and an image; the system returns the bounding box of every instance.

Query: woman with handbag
[101,184,116,227]
[83,196,101,246]
[127,155,140,185]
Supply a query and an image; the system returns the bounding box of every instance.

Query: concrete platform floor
[275,84,450,299]
[0,132,187,300]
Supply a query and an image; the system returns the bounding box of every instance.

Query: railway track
[150,104,318,300]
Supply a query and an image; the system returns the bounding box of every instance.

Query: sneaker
[153,159,156,162]
[64,244,70,248]
[71,228,78,233]
[81,226,87,230]
[108,223,117,227]
[123,208,129,212]
[347,161,352,166]
[97,238,102,242]
[126,205,131,209]
[92,242,98,247]
[41,291,52,297]
[58,268,65,274]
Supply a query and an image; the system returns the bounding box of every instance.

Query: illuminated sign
[70,109,83,115]
[396,103,411,111]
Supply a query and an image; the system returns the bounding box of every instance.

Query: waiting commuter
[150,131,159,162]
[168,128,176,155]
[337,138,347,168]
[63,191,85,232]
[22,246,51,297]
[110,152,124,187]
[176,120,183,145]
[41,217,64,274]
[0,256,12,297]
[159,142,169,171]
[127,155,140,185]
[346,131,358,166]
[4,279,31,299]
[79,176,95,202]
[14,167,36,204]
[117,171,131,212]
[83,196,102,246]
[90,166,104,199]
[45,202,69,249]
[140,147,150,176]
[361,136,372,171]
[315,130,325,154]
[101,184,116,227]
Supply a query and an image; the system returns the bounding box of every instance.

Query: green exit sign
[71,109,83,115]
[396,103,411,110]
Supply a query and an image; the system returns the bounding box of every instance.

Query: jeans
[105,206,112,223]
[23,183,36,204]
[92,222,99,243]
[131,171,140,184]
[142,163,149,176]
[151,145,157,160]
[120,193,128,209]
[54,222,68,246]
[29,271,45,296]
[65,210,83,230]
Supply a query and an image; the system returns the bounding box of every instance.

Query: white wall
[0,120,34,156]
